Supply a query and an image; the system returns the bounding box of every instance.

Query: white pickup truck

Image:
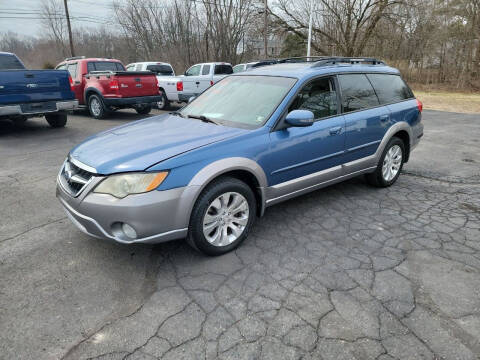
[126,61,181,110]
[179,62,233,102]
[126,61,233,109]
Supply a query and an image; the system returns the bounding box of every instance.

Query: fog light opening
[122,223,137,239]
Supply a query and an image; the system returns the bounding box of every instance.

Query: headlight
[94,172,168,198]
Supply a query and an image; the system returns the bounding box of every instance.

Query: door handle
[74,80,80,85]
[329,126,342,135]
[195,81,200,85]
[380,115,390,122]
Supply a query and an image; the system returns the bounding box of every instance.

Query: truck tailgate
[0,69,73,105]
[112,72,158,97]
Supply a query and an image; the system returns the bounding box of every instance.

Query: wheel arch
[186,157,268,218]
[374,122,413,164]
[83,87,103,104]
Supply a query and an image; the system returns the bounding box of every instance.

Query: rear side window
[367,74,414,104]
[0,54,25,70]
[202,65,211,75]
[67,63,77,78]
[338,74,380,113]
[214,64,233,75]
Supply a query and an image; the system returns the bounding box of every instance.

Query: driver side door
[264,76,346,200]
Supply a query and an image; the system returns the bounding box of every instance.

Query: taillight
[416,99,423,112]
[68,75,74,91]
[176,81,183,92]
[210,80,214,86]
[109,79,119,90]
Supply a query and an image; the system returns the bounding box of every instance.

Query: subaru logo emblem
[64,162,74,181]
[26,83,38,88]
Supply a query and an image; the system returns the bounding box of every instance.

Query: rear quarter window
[367,74,414,104]
[338,74,380,113]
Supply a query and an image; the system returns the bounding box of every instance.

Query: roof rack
[65,56,86,61]
[311,57,385,67]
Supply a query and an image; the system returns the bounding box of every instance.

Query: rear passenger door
[338,73,390,165]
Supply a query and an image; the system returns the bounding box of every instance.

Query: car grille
[59,158,95,197]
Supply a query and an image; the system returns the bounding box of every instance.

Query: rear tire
[88,94,108,119]
[366,136,405,187]
[156,91,170,110]
[187,177,256,256]
[135,104,152,115]
[45,113,67,128]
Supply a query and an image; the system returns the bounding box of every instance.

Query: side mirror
[188,96,196,103]
[285,110,314,127]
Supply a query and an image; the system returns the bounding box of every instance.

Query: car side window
[56,64,67,70]
[338,74,380,113]
[126,65,134,71]
[201,65,211,75]
[67,63,77,78]
[186,65,201,76]
[135,64,143,71]
[87,62,95,73]
[366,74,414,104]
[288,77,338,120]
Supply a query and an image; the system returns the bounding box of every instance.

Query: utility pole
[63,0,75,57]
[307,0,314,57]
[264,0,268,58]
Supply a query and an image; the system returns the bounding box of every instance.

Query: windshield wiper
[187,114,219,125]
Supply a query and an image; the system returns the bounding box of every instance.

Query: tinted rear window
[202,65,211,75]
[338,74,380,113]
[87,61,125,72]
[146,64,174,75]
[367,74,414,104]
[0,54,25,70]
[214,64,233,75]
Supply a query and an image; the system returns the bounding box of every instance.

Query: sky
[0,0,117,37]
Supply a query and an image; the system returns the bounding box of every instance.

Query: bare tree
[41,0,68,56]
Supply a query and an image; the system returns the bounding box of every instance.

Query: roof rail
[65,56,86,61]
[311,57,385,67]
[277,56,328,63]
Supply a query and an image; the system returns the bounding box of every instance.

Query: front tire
[187,177,256,256]
[88,94,108,119]
[366,136,405,187]
[45,113,67,128]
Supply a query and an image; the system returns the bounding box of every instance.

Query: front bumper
[103,95,162,107]
[56,176,199,244]
[0,100,78,117]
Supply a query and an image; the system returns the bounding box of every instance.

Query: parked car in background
[233,60,278,73]
[180,62,233,101]
[126,61,179,110]
[0,52,77,127]
[56,57,162,119]
[57,57,423,256]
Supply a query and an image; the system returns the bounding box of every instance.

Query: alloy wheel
[382,144,402,181]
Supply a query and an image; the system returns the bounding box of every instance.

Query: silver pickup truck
[179,62,233,102]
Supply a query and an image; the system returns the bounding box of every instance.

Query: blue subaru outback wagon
[56,57,424,255]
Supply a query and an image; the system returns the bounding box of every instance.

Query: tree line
[1,0,479,89]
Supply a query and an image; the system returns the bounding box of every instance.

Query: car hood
[69,114,247,174]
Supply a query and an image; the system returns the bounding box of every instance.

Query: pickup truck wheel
[45,113,67,128]
[156,92,169,110]
[135,104,152,115]
[187,177,256,256]
[88,94,107,119]
[366,137,405,187]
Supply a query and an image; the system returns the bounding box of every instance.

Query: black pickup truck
[0,52,77,127]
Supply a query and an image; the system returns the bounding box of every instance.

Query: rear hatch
[0,70,73,105]
[112,71,159,97]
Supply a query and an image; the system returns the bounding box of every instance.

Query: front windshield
[180,75,296,129]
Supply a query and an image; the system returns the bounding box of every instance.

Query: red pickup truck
[55,57,161,119]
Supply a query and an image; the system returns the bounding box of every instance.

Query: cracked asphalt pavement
[0,109,479,360]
